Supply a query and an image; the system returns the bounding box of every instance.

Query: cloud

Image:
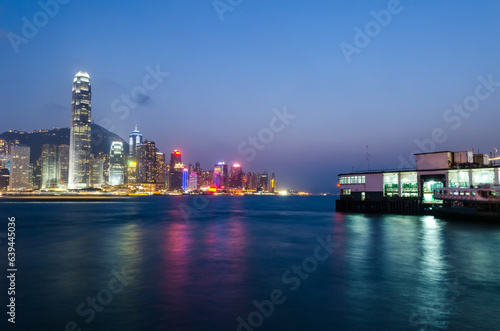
[131,94,151,105]
[40,103,67,114]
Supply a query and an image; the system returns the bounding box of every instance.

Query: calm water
[1,196,500,331]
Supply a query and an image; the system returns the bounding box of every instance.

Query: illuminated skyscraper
[126,125,142,185]
[214,162,228,188]
[137,141,157,184]
[260,171,269,192]
[90,157,104,188]
[182,168,189,190]
[58,145,69,188]
[109,141,125,186]
[8,145,31,191]
[188,171,197,190]
[41,144,58,189]
[68,71,92,189]
[170,150,182,169]
[39,144,69,189]
[155,152,167,189]
[168,150,183,191]
[128,125,143,161]
[229,164,243,188]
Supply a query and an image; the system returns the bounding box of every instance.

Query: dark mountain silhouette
[0,124,129,162]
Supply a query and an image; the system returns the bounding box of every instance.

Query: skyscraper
[229,164,243,188]
[8,145,30,191]
[182,168,189,190]
[58,145,69,188]
[68,71,92,189]
[168,150,183,191]
[155,152,167,189]
[170,150,182,169]
[188,171,197,190]
[128,125,143,161]
[270,172,277,193]
[41,144,58,189]
[214,162,228,188]
[109,141,125,186]
[90,157,104,188]
[260,171,269,192]
[137,141,157,184]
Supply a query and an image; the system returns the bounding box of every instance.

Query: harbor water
[1,196,499,330]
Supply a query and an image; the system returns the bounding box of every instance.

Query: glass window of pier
[401,172,418,197]
[472,169,495,187]
[448,170,470,188]
[383,173,398,197]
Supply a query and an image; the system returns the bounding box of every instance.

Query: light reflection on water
[2,196,500,330]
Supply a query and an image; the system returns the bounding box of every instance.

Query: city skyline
[2,1,500,192]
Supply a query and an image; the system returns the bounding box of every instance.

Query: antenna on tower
[365,145,369,172]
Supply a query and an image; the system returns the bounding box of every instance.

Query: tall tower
[128,124,143,161]
[168,150,183,191]
[229,164,243,188]
[137,141,157,184]
[68,71,92,189]
[109,141,125,186]
[214,162,228,189]
[8,145,31,191]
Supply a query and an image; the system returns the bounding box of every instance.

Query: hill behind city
[0,124,129,162]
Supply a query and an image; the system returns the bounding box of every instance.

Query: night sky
[1,0,500,192]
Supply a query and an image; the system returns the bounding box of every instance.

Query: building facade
[229,164,243,188]
[8,145,31,191]
[168,150,183,191]
[155,152,167,189]
[338,151,500,203]
[214,162,228,189]
[68,71,92,189]
[109,141,125,186]
[128,125,143,161]
[137,141,157,184]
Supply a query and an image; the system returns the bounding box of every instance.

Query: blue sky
[1,0,500,192]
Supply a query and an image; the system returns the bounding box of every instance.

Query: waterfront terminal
[336,150,500,220]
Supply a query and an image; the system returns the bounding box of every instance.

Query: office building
[229,164,243,188]
[214,162,228,188]
[138,141,157,184]
[260,171,269,192]
[168,150,183,191]
[188,171,197,190]
[41,144,59,189]
[58,145,69,188]
[8,145,31,191]
[182,168,189,190]
[128,125,143,161]
[90,157,104,188]
[109,141,125,186]
[270,172,277,193]
[68,71,92,189]
[156,152,167,189]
